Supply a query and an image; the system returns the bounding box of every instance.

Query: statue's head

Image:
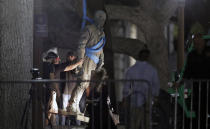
[94,10,106,28]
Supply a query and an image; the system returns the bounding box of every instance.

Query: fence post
[206,81,209,129]
[174,88,178,129]
[145,85,151,129]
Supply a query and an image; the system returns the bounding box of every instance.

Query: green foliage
[190,22,205,34]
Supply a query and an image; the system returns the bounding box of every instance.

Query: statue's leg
[67,59,96,114]
[62,74,77,124]
[67,74,90,114]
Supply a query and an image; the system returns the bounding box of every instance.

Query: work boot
[69,102,82,115]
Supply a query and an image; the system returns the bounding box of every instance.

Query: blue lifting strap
[81,0,94,30]
[85,37,106,64]
[81,0,106,64]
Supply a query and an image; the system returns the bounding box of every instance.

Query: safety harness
[85,37,106,64]
[81,0,106,64]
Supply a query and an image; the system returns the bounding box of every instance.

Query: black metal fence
[1,79,209,129]
[171,79,210,129]
[0,79,155,129]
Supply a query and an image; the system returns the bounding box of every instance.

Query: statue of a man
[67,10,106,114]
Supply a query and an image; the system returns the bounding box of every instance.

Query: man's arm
[64,59,84,72]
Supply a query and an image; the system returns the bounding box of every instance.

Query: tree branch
[106,0,178,24]
[105,4,156,36]
[154,0,178,23]
[110,37,145,58]
[105,5,147,23]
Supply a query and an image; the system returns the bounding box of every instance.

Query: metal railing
[0,79,158,129]
[171,79,210,129]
